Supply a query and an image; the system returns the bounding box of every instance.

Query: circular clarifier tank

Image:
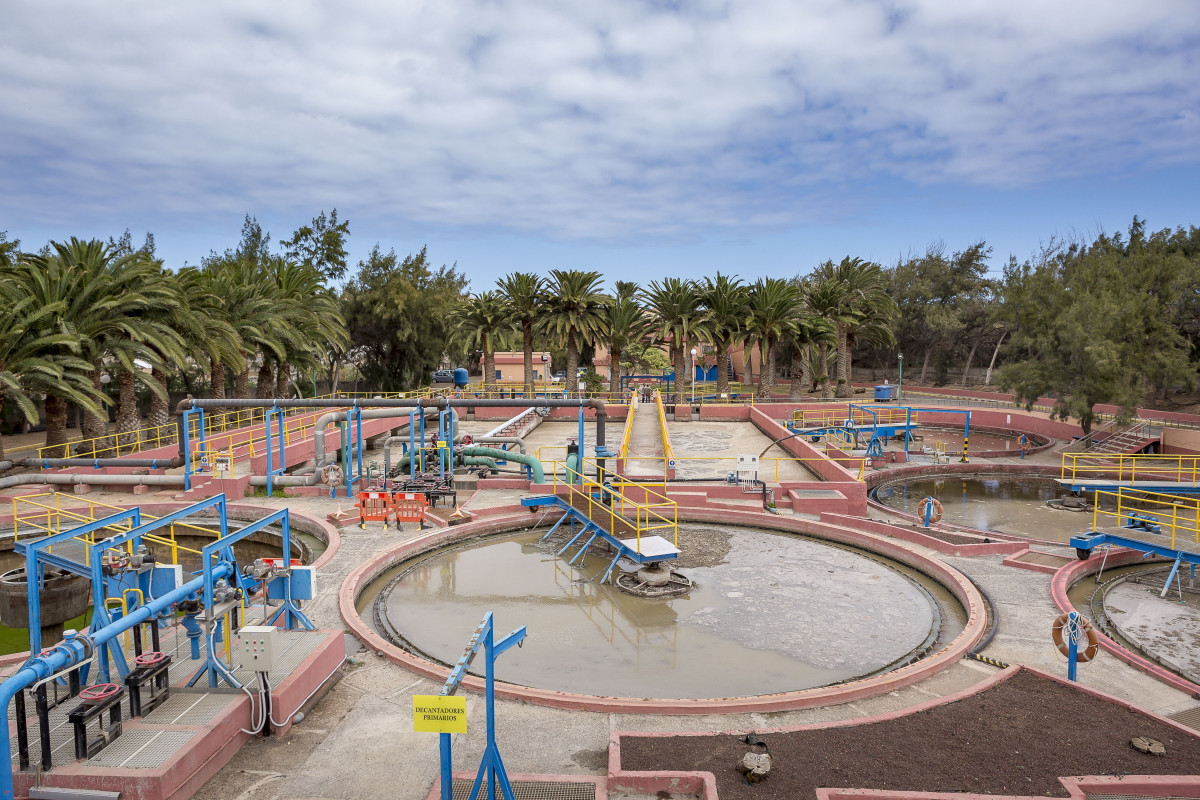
[359,524,966,700]
[872,475,1098,542]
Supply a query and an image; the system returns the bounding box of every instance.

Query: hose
[963,573,1009,668]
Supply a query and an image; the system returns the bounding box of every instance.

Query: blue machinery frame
[787,405,972,462]
[1,493,315,799]
[184,404,368,497]
[437,612,527,800]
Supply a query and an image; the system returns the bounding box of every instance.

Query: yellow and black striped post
[960,433,970,463]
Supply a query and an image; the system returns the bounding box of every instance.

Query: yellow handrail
[11,493,225,568]
[791,405,917,430]
[1092,488,1200,550]
[617,396,637,460]
[551,457,678,555]
[653,390,674,478]
[1062,453,1200,486]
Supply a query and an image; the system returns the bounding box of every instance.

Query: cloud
[0,0,1196,239]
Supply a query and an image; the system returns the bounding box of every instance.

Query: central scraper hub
[616,561,694,598]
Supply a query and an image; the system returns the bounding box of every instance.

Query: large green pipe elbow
[462,455,500,471]
[461,446,546,484]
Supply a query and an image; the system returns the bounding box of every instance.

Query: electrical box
[235,625,277,672]
[266,565,316,601]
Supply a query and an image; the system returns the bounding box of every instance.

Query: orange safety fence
[393,493,428,523]
[358,491,394,528]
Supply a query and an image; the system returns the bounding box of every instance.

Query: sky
[2,0,1198,289]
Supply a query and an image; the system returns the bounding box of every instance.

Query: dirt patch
[619,670,1200,799]
[909,526,995,545]
[671,525,733,569]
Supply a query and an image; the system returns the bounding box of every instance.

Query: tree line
[2,215,1198,457]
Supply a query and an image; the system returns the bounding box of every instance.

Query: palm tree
[783,294,836,400]
[271,259,347,399]
[23,239,176,449]
[496,272,545,395]
[0,262,102,458]
[111,263,188,443]
[540,270,608,395]
[803,275,844,398]
[642,278,702,396]
[600,290,648,395]
[699,273,750,394]
[451,291,510,391]
[745,278,800,396]
[205,257,286,403]
[140,268,242,438]
[810,257,898,397]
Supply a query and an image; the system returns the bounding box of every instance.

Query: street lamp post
[897,354,903,405]
[690,348,697,406]
[541,353,549,396]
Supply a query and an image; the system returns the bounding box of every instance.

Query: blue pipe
[0,561,232,799]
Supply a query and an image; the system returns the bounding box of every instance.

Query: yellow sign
[413,695,467,734]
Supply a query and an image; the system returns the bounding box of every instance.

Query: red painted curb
[1050,552,1200,699]
[338,506,987,714]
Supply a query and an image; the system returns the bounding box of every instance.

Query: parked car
[432,369,455,383]
[550,370,565,384]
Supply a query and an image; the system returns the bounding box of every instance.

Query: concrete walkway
[623,402,666,479]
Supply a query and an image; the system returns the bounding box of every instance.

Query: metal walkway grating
[450,779,596,800]
[1168,705,1200,732]
[87,729,195,769]
[142,691,235,726]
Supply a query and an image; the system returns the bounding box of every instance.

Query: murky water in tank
[365,526,964,699]
[873,477,1096,541]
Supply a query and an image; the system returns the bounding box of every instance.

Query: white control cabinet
[235,625,278,671]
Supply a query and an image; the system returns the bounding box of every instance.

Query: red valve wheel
[461,434,474,445]
[134,651,168,667]
[79,683,121,704]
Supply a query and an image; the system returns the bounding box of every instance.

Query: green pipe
[462,456,501,470]
[461,446,546,484]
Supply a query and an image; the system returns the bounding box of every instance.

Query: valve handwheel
[135,651,167,667]
[461,434,474,445]
[79,683,121,704]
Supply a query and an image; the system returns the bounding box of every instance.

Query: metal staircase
[1064,420,1159,456]
[522,460,679,583]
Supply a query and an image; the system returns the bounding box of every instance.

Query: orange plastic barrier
[358,491,394,529]
[393,492,428,524]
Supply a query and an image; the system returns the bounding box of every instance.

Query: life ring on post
[919,496,944,523]
[1051,613,1100,662]
[1020,434,1031,454]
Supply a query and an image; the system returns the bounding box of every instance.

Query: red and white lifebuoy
[1051,613,1100,663]
[919,496,944,523]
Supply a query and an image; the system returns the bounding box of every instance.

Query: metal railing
[1062,452,1200,486]
[35,421,181,460]
[551,458,678,554]
[653,390,674,477]
[617,396,637,461]
[11,493,225,566]
[1092,488,1200,551]
[33,389,445,461]
[791,405,918,430]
